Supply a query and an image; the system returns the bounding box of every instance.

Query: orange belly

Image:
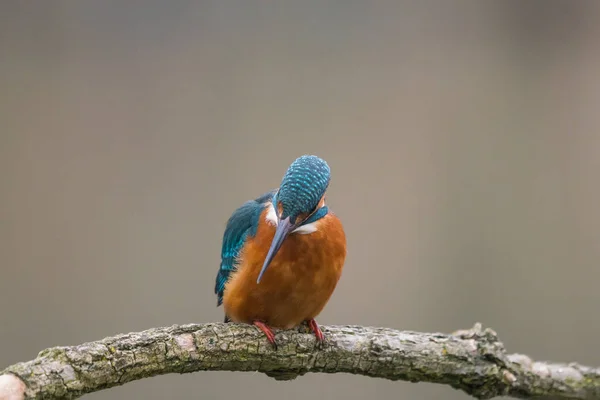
[222,210,346,329]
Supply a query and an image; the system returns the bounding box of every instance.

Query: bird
[214,155,347,347]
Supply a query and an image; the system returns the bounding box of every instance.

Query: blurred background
[2,1,600,399]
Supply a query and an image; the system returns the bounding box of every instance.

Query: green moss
[37,347,64,359]
[566,375,600,390]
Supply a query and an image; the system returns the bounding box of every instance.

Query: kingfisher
[214,155,347,347]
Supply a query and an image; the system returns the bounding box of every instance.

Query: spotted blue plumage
[276,155,330,223]
[215,190,275,308]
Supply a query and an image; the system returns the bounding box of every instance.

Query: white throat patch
[264,202,323,235]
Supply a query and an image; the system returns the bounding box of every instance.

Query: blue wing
[215,190,276,308]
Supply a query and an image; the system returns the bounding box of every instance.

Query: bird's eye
[296,211,309,223]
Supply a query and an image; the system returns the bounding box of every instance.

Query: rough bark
[1,322,599,400]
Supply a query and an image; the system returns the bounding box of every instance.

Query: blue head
[257,155,331,283]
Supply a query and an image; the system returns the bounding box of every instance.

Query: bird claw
[308,319,325,347]
[253,321,278,350]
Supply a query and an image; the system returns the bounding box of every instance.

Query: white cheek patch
[265,203,278,226]
[292,222,318,234]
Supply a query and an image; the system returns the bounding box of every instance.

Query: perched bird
[214,155,347,347]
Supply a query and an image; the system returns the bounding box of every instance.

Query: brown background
[2,2,600,399]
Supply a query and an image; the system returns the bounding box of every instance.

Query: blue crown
[276,155,330,222]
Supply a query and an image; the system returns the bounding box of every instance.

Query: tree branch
[1,322,598,400]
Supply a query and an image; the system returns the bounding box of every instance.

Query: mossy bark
[1,322,599,399]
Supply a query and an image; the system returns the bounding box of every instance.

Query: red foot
[308,319,324,342]
[253,321,277,348]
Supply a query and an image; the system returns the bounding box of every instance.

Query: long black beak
[257,216,294,284]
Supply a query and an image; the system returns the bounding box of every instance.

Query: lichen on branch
[1,322,599,400]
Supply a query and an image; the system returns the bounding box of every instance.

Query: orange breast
[222,209,347,329]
